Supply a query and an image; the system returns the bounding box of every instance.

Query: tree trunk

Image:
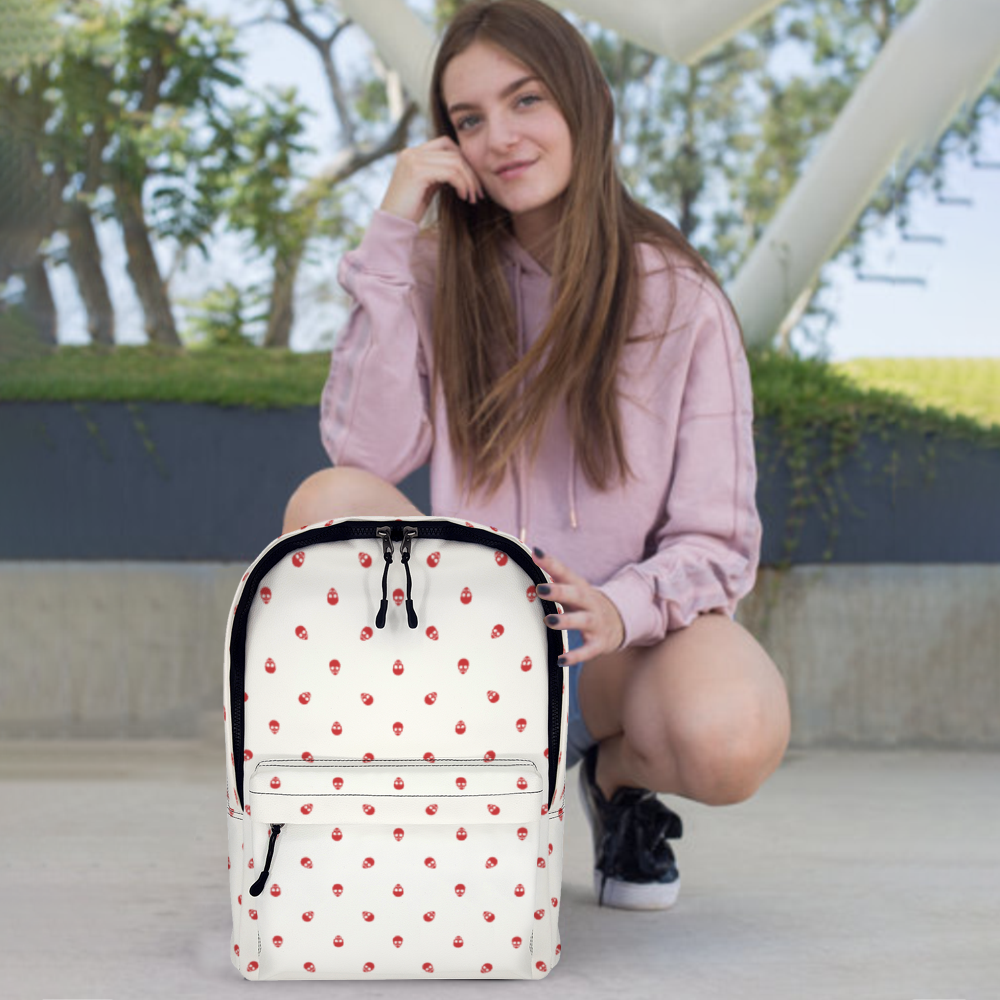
[115,181,180,347]
[63,198,115,346]
[21,256,57,346]
[263,244,306,349]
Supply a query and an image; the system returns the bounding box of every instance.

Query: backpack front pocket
[242,756,543,980]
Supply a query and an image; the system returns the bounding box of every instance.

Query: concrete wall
[1,562,997,748]
[5,402,1000,564]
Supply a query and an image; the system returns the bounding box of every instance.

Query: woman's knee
[619,616,790,804]
[661,687,789,805]
[282,466,422,534]
[282,467,376,532]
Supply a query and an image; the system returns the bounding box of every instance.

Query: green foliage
[5,0,1000,360]
[108,0,254,247]
[433,0,471,34]
[748,349,1000,442]
[0,0,60,77]
[834,357,1000,432]
[748,347,1000,564]
[2,343,998,437]
[0,343,327,408]
[354,77,389,124]
[199,85,316,260]
[0,303,56,361]
[1,0,313,260]
[178,281,270,349]
[566,0,1000,355]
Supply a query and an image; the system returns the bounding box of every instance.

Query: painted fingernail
[536,584,551,595]
[546,615,559,625]
[557,656,567,666]
[533,546,545,558]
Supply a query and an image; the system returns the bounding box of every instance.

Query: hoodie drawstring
[502,234,579,540]
[568,438,578,529]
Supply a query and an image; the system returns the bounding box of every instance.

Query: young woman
[284,0,791,912]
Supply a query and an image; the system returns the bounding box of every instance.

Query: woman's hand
[532,546,625,666]
[379,135,486,225]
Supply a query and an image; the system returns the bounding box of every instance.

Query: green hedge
[2,343,998,447]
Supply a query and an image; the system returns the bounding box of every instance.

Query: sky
[49,0,1000,360]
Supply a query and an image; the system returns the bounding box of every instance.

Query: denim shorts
[564,628,599,771]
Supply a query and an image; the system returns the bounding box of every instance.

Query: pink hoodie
[320,208,762,652]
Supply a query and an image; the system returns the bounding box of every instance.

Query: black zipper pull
[374,526,394,629]
[401,526,418,629]
[248,823,283,896]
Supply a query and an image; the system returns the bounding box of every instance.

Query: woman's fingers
[379,133,488,221]
[456,162,483,201]
[535,548,584,588]
[455,165,478,201]
[422,148,480,201]
[546,610,583,631]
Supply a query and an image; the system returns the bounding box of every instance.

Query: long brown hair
[419,0,746,507]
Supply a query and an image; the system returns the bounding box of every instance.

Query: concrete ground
[2,740,997,1000]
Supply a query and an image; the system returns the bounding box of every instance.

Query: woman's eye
[456,93,541,132]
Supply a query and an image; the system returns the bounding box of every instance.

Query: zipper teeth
[253,757,540,767]
[231,521,561,813]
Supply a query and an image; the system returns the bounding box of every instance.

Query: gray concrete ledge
[1,739,996,998]
[1,562,998,747]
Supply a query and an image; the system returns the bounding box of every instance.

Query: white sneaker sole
[593,870,681,910]
[579,757,682,911]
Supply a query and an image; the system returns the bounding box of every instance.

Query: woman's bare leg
[281,467,425,534]
[577,612,791,806]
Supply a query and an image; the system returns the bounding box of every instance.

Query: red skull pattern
[225,517,568,980]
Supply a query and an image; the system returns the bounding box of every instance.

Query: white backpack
[224,514,569,980]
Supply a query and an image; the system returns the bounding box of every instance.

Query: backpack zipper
[229,520,563,815]
[374,527,393,629]
[374,525,418,629]
[248,823,283,897]
[400,526,418,628]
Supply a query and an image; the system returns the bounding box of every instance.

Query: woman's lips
[498,160,535,179]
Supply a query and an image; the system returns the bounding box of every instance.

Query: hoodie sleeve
[319,209,435,485]
[594,281,762,650]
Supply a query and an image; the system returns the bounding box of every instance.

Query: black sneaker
[578,741,683,909]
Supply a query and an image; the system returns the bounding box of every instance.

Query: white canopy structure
[338,0,1000,348]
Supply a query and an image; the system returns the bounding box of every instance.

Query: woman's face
[442,40,573,239]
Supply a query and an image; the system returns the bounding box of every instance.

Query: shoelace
[598,789,684,899]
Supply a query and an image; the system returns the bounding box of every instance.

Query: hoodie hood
[497,229,579,545]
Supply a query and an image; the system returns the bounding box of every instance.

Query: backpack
[224,514,570,981]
